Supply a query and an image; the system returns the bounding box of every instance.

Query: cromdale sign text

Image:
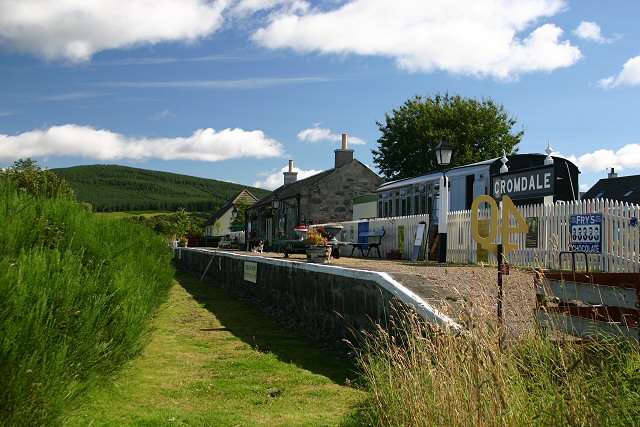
[492,166,554,200]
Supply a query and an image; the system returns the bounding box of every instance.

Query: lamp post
[271,196,280,242]
[435,136,454,263]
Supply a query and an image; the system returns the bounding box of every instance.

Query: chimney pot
[608,167,618,179]
[283,159,298,185]
[334,133,354,168]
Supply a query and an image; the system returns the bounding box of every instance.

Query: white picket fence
[448,199,640,272]
[316,214,430,259]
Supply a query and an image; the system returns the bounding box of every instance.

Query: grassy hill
[52,165,270,212]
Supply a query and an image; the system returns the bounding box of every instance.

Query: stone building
[247,134,383,245]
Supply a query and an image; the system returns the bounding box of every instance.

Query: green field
[95,210,175,219]
[52,164,270,212]
[66,272,366,426]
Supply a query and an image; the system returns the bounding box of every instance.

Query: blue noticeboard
[357,221,369,251]
[570,214,602,253]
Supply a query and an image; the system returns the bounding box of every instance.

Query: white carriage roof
[378,157,498,192]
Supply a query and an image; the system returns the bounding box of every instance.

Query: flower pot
[306,245,331,264]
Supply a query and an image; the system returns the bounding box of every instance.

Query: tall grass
[0,179,174,425]
[354,302,640,426]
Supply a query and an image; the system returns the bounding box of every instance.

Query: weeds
[353,297,640,426]
[0,178,174,425]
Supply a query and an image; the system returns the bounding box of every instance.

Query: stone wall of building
[300,160,383,224]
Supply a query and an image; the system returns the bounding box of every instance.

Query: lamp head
[435,136,454,166]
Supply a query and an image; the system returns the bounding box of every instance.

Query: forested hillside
[52,165,270,212]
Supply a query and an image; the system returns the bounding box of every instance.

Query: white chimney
[283,159,298,185]
[334,133,354,168]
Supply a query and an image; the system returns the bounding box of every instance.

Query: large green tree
[372,93,524,180]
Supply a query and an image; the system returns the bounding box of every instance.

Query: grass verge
[65,272,366,426]
[353,305,640,426]
[0,178,174,426]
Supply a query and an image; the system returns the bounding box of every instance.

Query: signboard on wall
[526,217,539,248]
[244,261,257,283]
[570,214,602,253]
[492,165,554,200]
[411,223,426,261]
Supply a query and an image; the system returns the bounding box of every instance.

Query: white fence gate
[316,215,430,259]
[448,199,640,272]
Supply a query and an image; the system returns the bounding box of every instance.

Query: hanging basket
[306,245,331,264]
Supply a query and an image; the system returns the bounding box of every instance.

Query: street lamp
[271,197,280,209]
[435,136,453,263]
[231,206,238,219]
[435,136,454,166]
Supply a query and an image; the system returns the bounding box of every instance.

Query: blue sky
[1,0,639,191]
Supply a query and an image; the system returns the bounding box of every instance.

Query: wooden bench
[349,230,385,258]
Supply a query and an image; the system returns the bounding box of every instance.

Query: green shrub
[0,178,174,425]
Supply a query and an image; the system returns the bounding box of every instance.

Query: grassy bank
[66,272,366,426]
[353,308,640,426]
[0,178,174,425]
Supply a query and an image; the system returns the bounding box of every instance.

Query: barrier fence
[448,198,640,272]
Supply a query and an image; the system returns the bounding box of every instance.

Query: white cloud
[598,55,640,89]
[0,0,228,62]
[252,0,580,80]
[253,165,323,189]
[297,126,366,145]
[572,21,613,44]
[231,0,309,17]
[579,183,589,191]
[565,144,640,173]
[0,124,285,162]
[152,109,175,120]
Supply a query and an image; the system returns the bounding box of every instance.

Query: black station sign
[492,165,554,200]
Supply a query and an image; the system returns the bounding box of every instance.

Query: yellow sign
[477,219,490,263]
[471,195,528,256]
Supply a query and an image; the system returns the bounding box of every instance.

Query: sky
[1,0,639,192]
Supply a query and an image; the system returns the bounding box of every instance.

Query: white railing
[448,199,640,272]
[316,214,430,259]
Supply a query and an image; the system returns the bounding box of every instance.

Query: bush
[0,177,174,425]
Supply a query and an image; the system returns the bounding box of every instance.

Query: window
[624,189,635,197]
[595,191,605,199]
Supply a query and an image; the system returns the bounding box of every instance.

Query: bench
[349,230,385,258]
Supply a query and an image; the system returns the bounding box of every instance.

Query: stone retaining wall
[175,248,460,346]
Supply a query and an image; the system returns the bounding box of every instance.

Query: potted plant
[305,228,331,263]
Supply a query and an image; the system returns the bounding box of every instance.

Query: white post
[438,174,449,262]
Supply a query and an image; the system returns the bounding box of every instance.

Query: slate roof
[582,175,640,204]
[249,168,336,209]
